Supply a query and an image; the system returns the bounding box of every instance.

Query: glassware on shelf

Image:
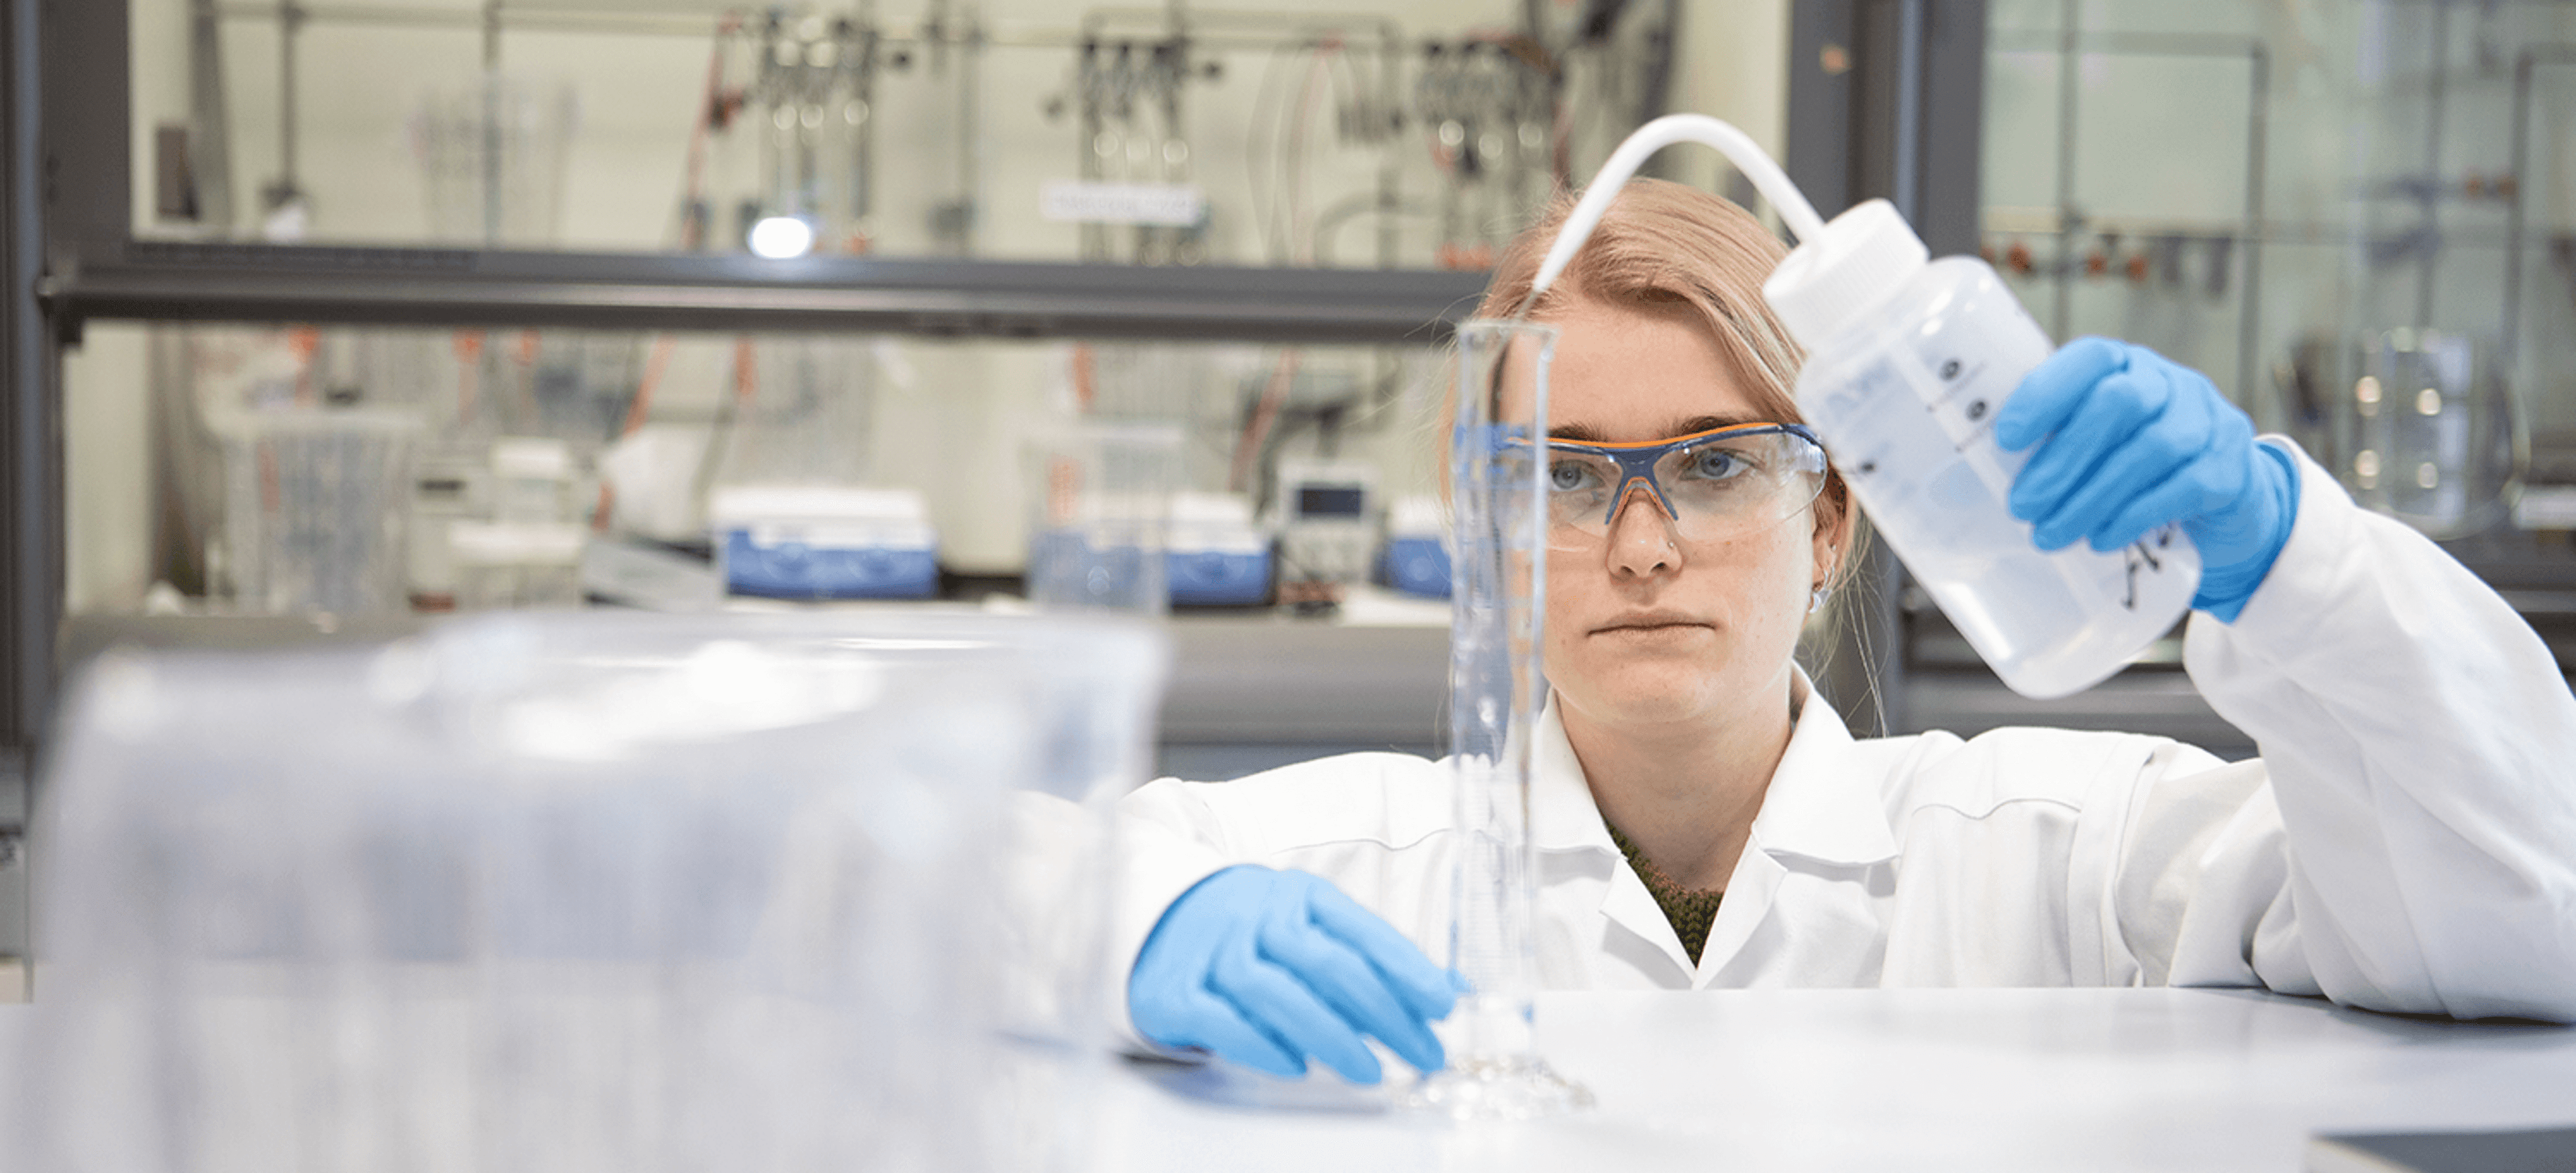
[215,406,422,617]
[2339,329,2526,540]
[1398,318,1594,1121]
[710,336,878,489]
[413,72,579,247]
[703,338,931,600]
[1025,421,1184,614]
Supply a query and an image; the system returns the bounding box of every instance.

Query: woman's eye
[1684,449,1747,480]
[1548,460,1600,492]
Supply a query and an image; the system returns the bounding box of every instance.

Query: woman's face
[1509,295,1836,732]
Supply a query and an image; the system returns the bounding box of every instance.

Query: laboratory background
[1,0,2575,1167]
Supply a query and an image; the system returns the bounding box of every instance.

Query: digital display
[1297,486,1366,518]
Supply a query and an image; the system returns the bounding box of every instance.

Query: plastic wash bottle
[1762,200,2196,698]
[1524,115,2198,699]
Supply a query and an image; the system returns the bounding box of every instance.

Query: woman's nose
[1605,482,1680,575]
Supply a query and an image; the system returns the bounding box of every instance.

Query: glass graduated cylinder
[1398,319,1593,1121]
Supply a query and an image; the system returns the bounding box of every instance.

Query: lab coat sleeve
[1102,777,1239,1047]
[2163,441,2576,1021]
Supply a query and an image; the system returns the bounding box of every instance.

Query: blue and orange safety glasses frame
[1532,422,1825,523]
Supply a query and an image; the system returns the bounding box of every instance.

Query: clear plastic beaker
[413,72,578,247]
[217,407,423,616]
[24,609,1168,1173]
[1399,319,1593,1120]
[1025,422,1184,614]
[2340,329,2525,539]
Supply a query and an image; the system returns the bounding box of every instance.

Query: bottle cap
[1761,199,1931,352]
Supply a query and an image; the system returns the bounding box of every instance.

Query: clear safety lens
[1543,429,1827,550]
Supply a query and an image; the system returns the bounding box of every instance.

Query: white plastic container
[488,435,577,523]
[1764,201,2199,698]
[447,518,585,608]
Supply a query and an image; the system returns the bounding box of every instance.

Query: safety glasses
[1509,422,1829,551]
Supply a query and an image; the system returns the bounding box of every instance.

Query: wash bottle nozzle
[1521,115,1931,356]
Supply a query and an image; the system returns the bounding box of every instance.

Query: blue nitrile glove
[1994,337,2300,623]
[1128,864,1461,1084]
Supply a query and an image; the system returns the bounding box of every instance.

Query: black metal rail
[46,241,1493,345]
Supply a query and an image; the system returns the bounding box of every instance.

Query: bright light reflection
[748,215,816,259]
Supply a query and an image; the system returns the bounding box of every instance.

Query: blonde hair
[1470,178,1870,680]
[1474,178,1805,416]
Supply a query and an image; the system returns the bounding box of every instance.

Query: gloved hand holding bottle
[1128,865,1462,1084]
[1994,337,2300,623]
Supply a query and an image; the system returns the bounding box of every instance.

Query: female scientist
[1113,179,2576,1085]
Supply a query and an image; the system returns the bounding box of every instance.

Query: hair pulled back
[1472,178,1856,594]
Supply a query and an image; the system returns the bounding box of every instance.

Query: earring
[1809,584,1831,615]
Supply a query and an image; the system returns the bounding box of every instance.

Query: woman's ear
[1812,477,1853,584]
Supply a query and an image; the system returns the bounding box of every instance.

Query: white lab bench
[1079,988,2576,1173]
[3,986,2567,1169]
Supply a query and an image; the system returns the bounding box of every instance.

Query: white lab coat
[1112,446,2576,1028]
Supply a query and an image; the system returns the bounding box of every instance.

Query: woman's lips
[1592,611,1711,635]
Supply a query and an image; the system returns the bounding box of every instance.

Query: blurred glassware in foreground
[14,610,1166,1173]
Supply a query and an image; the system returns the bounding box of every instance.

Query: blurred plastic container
[437,438,588,609]
[490,436,578,523]
[598,423,712,544]
[1026,423,1183,614]
[216,407,423,616]
[448,520,585,608]
[18,609,1167,1173]
[1778,212,2197,699]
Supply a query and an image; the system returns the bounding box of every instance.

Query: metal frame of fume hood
[49,242,1492,344]
[30,5,1489,346]
[1785,0,1992,737]
[1,0,60,963]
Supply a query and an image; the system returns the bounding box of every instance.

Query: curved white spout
[1525,115,1829,305]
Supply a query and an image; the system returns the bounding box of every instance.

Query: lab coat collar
[1746,672,1898,868]
[1530,698,1619,854]
[1527,670,1896,868]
